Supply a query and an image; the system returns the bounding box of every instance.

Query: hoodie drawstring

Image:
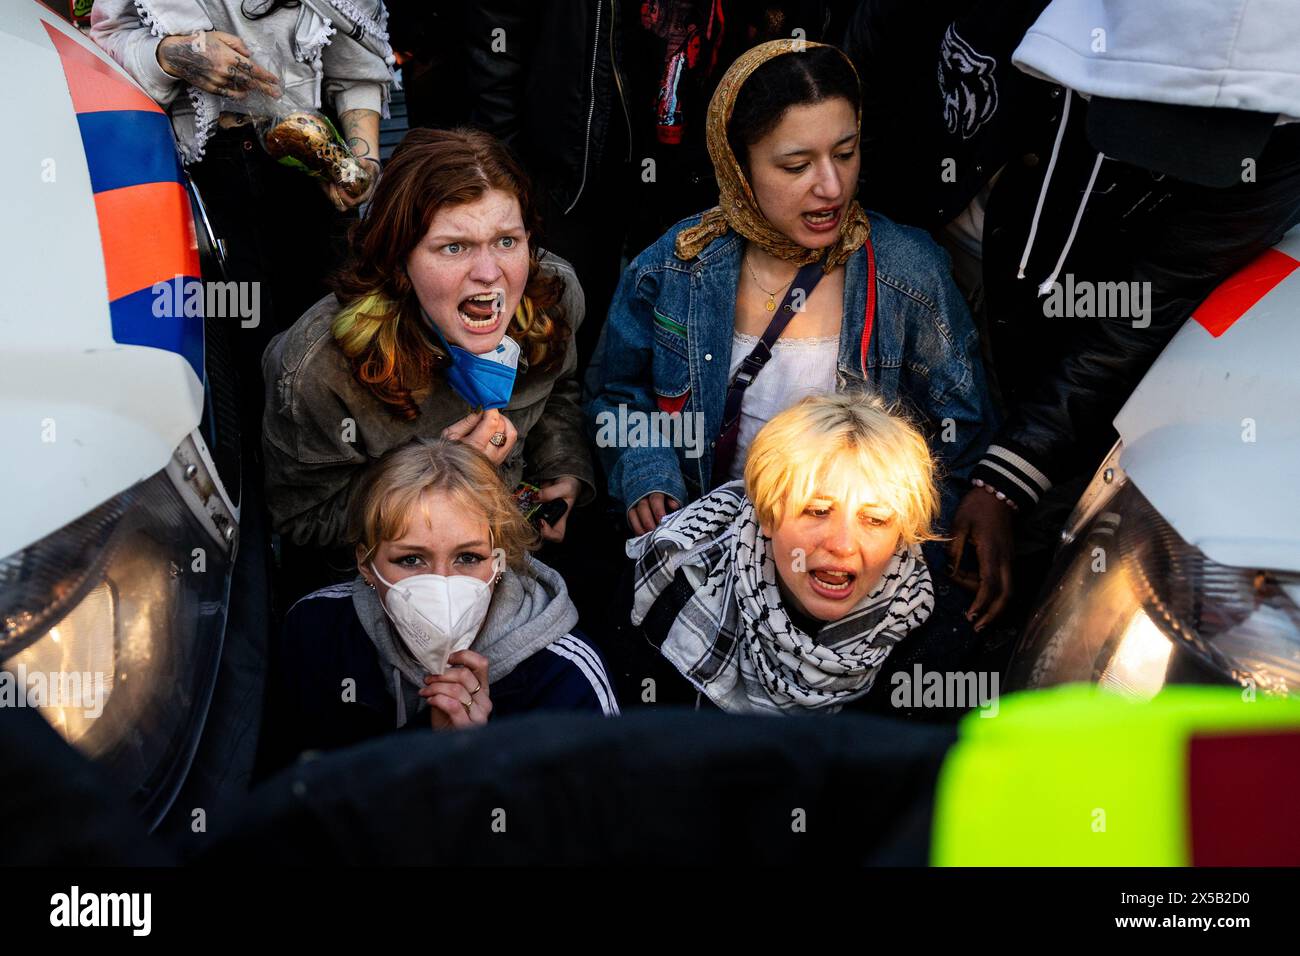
[1015,88,1108,296]
[1036,151,1106,296]
[393,667,405,728]
[1016,89,1073,281]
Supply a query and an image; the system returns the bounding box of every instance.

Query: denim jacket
[587,211,998,524]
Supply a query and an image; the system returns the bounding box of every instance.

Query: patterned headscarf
[674,39,872,270]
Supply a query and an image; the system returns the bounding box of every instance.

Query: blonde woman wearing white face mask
[257,439,617,776]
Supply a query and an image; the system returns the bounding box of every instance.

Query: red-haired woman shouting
[262,129,594,560]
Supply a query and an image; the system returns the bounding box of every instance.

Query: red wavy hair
[331,128,568,420]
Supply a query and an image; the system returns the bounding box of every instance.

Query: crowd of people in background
[88,0,1300,770]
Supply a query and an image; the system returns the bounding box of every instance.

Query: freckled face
[744,98,860,251]
[406,189,530,355]
[765,494,901,622]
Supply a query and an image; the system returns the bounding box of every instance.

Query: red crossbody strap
[860,236,876,379]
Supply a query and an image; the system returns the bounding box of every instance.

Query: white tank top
[727,330,839,481]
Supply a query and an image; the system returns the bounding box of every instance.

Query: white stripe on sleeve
[546,636,620,716]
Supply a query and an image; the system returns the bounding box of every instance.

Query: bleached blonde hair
[743,392,940,546]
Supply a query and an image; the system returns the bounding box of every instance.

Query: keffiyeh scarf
[626,482,935,714]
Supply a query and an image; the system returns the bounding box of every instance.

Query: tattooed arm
[88,0,203,105]
[321,108,382,211]
[156,30,281,100]
[340,109,381,172]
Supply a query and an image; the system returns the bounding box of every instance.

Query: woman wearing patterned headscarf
[589,40,999,604]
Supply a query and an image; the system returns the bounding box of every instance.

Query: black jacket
[465,0,626,218]
[979,113,1300,504]
[845,0,1055,229]
[463,1,855,239]
[844,0,1300,508]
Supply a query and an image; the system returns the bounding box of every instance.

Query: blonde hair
[346,438,539,570]
[744,393,940,546]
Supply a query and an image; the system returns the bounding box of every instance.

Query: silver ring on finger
[489,431,507,448]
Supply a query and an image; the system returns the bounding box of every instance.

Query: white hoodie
[1012,0,1300,121]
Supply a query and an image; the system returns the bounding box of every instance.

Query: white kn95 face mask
[371,563,492,674]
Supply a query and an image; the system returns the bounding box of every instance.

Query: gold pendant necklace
[745,255,794,312]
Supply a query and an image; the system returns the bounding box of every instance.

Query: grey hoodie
[352,556,581,727]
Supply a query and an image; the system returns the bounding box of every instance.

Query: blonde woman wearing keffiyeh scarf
[626,393,940,714]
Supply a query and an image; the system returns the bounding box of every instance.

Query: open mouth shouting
[801,205,843,233]
[808,566,857,600]
[457,288,507,334]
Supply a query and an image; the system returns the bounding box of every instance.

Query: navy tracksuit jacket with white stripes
[256,586,618,778]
